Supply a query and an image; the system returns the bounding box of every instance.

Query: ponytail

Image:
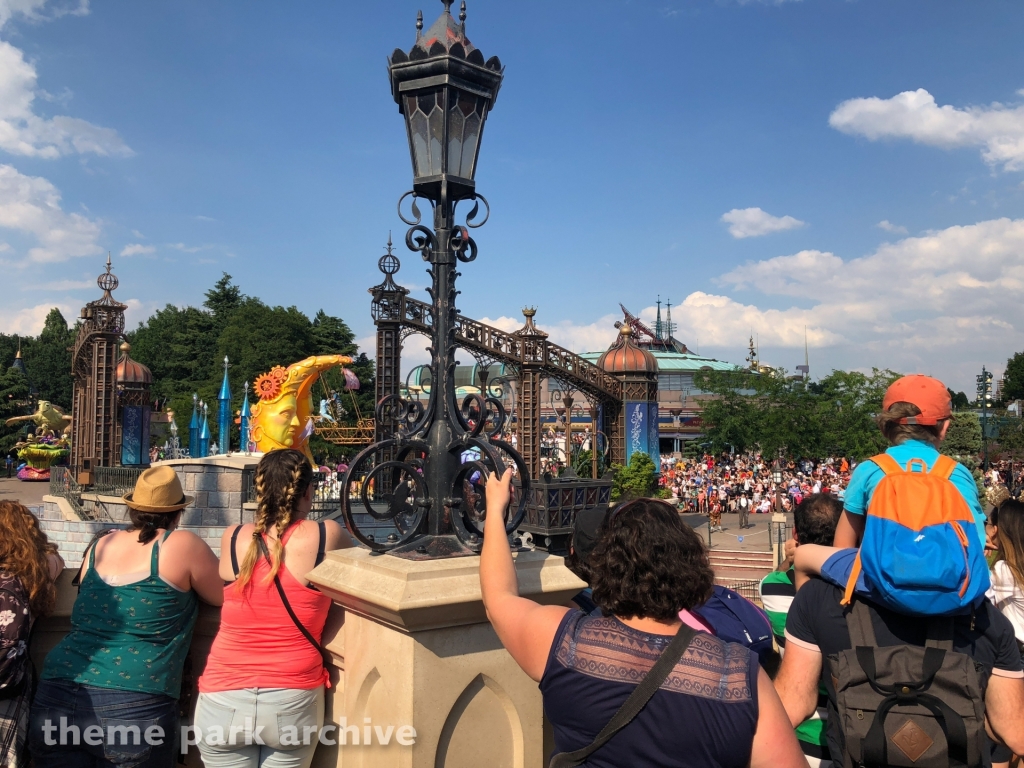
[235,449,313,589]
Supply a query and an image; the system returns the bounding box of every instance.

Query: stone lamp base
[307,547,584,768]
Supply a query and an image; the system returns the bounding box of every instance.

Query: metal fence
[49,466,88,519]
[92,466,146,497]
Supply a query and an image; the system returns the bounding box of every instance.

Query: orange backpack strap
[930,454,957,480]
[841,551,863,607]
[870,453,903,476]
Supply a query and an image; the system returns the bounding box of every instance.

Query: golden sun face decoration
[249,355,352,464]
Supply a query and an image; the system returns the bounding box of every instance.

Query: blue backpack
[693,585,777,674]
[844,453,990,616]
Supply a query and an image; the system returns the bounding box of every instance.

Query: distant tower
[198,401,210,457]
[795,326,810,379]
[747,334,758,371]
[189,393,200,458]
[11,343,26,376]
[218,356,231,454]
[654,297,663,341]
[664,298,677,340]
[239,382,251,453]
[71,255,127,475]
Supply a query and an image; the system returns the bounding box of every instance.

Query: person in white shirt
[986,499,1024,652]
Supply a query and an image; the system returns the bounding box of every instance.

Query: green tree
[0,365,31,454]
[948,388,971,411]
[1003,351,1024,402]
[23,308,74,409]
[204,273,244,330]
[940,411,982,467]
[610,451,657,501]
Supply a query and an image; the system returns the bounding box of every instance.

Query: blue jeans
[29,679,179,768]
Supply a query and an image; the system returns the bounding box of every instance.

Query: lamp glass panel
[447,92,466,177]
[427,92,444,176]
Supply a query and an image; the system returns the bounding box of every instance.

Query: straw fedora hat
[122,466,193,513]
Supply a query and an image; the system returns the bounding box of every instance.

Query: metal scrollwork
[450,226,478,263]
[455,193,490,229]
[405,224,436,261]
[397,191,431,226]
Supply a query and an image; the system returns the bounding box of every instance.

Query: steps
[709,549,776,604]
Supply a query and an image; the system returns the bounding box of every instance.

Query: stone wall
[38,455,261,565]
[39,496,226,566]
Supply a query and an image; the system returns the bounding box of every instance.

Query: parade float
[5,400,72,481]
[249,354,354,464]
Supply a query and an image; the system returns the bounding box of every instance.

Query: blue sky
[2,0,1024,394]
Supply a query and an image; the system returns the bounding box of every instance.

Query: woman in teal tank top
[29,466,223,768]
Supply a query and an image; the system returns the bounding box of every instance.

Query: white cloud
[0,300,72,334]
[0,37,130,159]
[120,243,154,257]
[877,220,908,235]
[0,163,102,262]
[720,207,806,238]
[168,242,204,253]
[531,217,1024,388]
[830,88,1024,171]
[0,0,88,28]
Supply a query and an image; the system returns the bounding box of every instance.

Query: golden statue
[249,355,352,464]
[5,400,73,434]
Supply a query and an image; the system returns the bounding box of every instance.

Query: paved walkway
[681,511,794,552]
[0,475,50,507]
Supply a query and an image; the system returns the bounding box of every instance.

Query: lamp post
[977,366,992,472]
[341,1,529,559]
[771,451,786,564]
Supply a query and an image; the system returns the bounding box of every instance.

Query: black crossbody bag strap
[549,624,698,768]
[255,537,333,670]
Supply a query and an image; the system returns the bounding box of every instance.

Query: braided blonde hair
[236,449,313,589]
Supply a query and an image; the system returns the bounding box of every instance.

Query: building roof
[116,342,152,385]
[582,348,741,373]
[596,325,659,374]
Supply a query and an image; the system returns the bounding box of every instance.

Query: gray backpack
[827,599,985,768]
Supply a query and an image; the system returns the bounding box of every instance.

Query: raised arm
[479,468,569,681]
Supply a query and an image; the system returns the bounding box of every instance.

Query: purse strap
[548,623,698,768]
[255,536,333,670]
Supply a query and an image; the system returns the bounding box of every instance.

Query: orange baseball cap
[882,375,952,425]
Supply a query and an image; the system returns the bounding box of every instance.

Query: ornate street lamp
[341,1,528,559]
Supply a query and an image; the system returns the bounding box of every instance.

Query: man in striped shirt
[759,493,842,768]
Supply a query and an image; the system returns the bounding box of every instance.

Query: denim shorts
[28,679,179,768]
[193,687,324,768]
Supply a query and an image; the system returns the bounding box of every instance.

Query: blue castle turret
[218,356,231,454]
[188,393,200,458]
[198,401,210,457]
[239,382,251,453]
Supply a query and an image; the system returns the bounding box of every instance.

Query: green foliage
[610,451,657,501]
[693,367,901,460]
[1003,351,1024,402]
[0,365,31,454]
[939,412,982,465]
[572,449,606,479]
[948,388,971,411]
[993,417,1024,460]
[126,274,374,457]
[22,309,75,409]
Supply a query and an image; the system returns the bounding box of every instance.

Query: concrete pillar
[307,549,584,768]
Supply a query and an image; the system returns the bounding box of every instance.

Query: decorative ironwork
[343,187,531,557]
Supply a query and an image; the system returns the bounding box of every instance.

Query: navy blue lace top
[541,611,760,768]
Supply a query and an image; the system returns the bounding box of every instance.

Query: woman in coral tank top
[195,450,352,768]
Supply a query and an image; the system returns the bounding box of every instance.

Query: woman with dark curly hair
[0,502,62,768]
[480,469,806,768]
